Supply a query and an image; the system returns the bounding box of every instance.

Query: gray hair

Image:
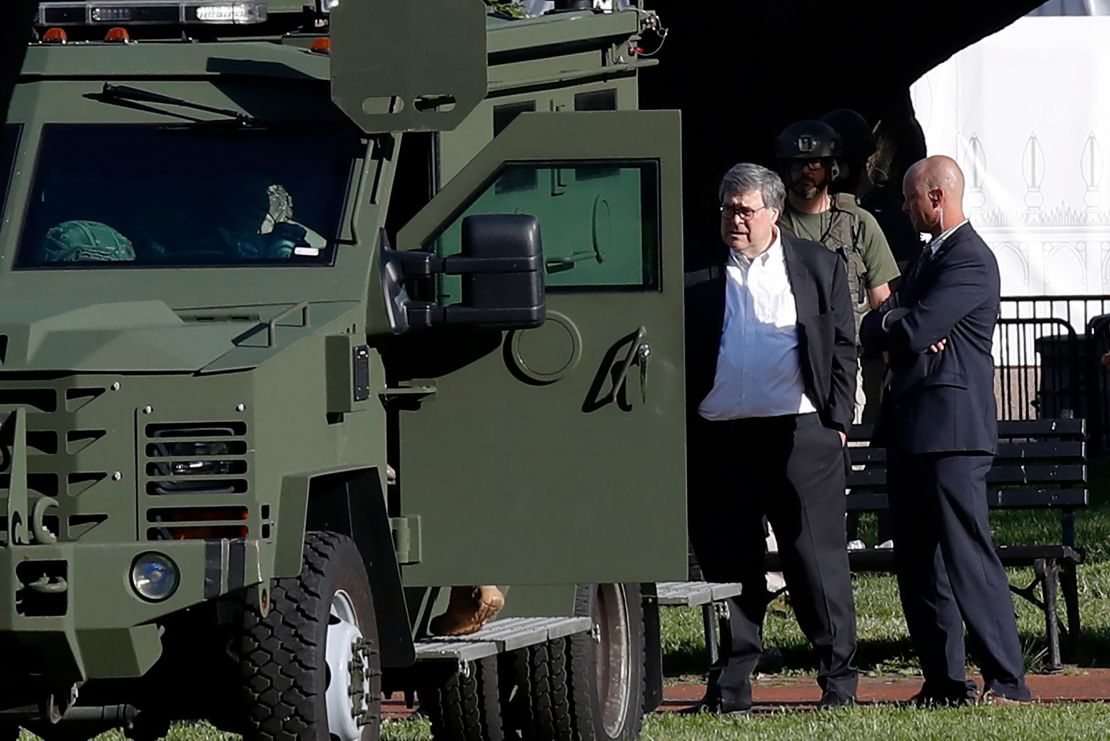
[718,163,786,213]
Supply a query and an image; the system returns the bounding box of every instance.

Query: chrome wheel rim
[326,589,369,741]
[593,584,631,737]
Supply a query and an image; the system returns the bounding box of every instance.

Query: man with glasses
[685,163,859,712]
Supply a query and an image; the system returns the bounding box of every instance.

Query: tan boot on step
[429,585,505,637]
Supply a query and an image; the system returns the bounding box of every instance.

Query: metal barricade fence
[1086,315,1110,454]
[994,317,1080,422]
[996,296,1110,454]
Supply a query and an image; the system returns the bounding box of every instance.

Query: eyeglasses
[719,204,768,221]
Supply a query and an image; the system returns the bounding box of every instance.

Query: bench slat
[848,465,1086,487]
[997,418,1086,438]
[995,545,1085,564]
[767,545,1084,573]
[996,441,1086,460]
[850,445,1085,466]
[848,441,1085,465]
[847,418,1084,443]
[848,469,885,486]
[987,488,1090,508]
[988,464,1086,485]
[846,488,1088,511]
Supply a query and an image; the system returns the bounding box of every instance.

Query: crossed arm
[862,251,987,357]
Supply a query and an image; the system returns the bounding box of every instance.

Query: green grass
[53,705,1102,741]
[662,561,1110,679]
[663,458,1110,679]
[639,705,1110,741]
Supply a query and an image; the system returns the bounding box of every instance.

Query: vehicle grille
[142,421,250,540]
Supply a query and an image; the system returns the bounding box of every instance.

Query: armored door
[392,111,686,586]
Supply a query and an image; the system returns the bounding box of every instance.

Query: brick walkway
[660,669,1110,710]
[382,669,1110,718]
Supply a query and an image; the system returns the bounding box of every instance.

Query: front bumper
[0,538,261,686]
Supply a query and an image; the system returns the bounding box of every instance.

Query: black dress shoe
[908,688,975,708]
[818,691,856,709]
[680,696,752,716]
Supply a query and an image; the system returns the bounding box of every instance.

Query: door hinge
[390,515,423,565]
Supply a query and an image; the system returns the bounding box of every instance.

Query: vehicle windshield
[15,125,363,269]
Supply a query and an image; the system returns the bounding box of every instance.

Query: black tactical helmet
[775,120,840,160]
[820,108,876,164]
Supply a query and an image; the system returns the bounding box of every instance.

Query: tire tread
[240,531,381,741]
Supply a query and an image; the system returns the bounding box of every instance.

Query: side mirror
[381,214,546,332]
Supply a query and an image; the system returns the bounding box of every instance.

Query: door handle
[637,343,651,404]
[612,326,647,398]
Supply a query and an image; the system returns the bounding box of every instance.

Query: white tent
[912,4,1110,304]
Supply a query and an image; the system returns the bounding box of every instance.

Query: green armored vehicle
[0,1,687,738]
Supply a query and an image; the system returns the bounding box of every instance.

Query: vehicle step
[414,616,592,662]
[656,581,742,607]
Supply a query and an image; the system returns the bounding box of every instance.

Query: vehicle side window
[430,161,660,296]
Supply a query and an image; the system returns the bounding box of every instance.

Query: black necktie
[900,244,935,294]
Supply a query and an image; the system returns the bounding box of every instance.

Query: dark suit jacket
[860,222,999,454]
[685,232,858,433]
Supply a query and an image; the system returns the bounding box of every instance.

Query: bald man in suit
[861,156,1030,706]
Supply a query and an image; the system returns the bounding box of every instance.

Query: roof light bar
[35,1,269,27]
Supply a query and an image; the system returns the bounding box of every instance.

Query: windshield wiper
[99,83,260,127]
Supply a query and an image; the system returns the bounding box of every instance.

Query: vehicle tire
[240,531,381,741]
[419,656,505,741]
[502,637,573,740]
[566,583,645,741]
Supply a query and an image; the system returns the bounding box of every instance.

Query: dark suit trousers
[887,452,1031,701]
[689,413,858,706]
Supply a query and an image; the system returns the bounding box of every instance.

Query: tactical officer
[815,111,909,548]
[776,119,900,424]
[822,108,925,276]
[820,109,877,199]
[217,181,326,260]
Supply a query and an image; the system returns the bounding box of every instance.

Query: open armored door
[392,111,686,586]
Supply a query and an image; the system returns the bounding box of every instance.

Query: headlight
[131,553,179,602]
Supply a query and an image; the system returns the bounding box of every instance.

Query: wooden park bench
[768,417,1088,670]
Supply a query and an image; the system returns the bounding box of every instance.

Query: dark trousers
[887,451,1031,701]
[688,413,858,707]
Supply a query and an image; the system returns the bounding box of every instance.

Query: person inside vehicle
[217,181,326,260]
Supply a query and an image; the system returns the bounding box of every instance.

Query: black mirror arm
[384,249,541,277]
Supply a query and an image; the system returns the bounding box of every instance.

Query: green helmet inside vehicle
[41,220,136,263]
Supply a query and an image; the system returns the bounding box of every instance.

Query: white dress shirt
[929,219,969,255]
[698,231,818,421]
